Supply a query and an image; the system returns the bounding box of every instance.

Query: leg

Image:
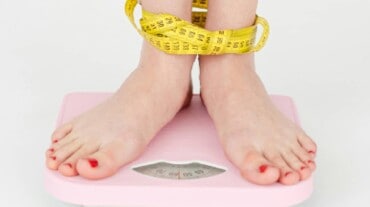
[45,0,195,179]
[199,0,317,185]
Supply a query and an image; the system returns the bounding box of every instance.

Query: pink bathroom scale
[44,92,313,207]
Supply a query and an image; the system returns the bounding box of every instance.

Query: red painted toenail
[285,172,292,177]
[53,140,58,143]
[307,160,314,164]
[308,150,315,154]
[49,148,54,153]
[259,165,268,173]
[300,166,307,170]
[51,156,56,161]
[88,159,98,168]
[65,163,72,168]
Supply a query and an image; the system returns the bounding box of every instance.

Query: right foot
[45,41,194,179]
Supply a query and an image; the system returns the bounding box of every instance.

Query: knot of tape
[125,0,269,55]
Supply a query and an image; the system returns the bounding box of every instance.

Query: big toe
[239,151,280,185]
[76,139,145,179]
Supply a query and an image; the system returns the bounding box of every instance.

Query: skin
[45,0,317,185]
[198,0,317,185]
[45,0,195,179]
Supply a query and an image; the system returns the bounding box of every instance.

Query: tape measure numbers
[125,0,269,55]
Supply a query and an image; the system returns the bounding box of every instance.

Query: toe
[46,134,77,169]
[53,140,83,166]
[50,133,77,151]
[51,123,73,142]
[240,151,280,185]
[292,143,316,171]
[58,144,99,177]
[282,151,312,180]
[76,139,144,179]
[306,160,316,171]
[58,163,75,176]
[46,155,58,170]
[45,147,55,157]
[76,153,117,179]
[297,132,317,157]
[265,153,300,185]
[46,140,82,170]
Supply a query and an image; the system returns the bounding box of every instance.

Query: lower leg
[199,0,317,185]
[205,0,257,30]
[138,0,195,107]
[45,0,195,179]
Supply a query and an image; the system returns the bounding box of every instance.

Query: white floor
[1,0,370,206]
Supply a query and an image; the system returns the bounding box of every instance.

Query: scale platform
[45,92,313,207]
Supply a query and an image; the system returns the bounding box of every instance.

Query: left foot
[199,54,317,185]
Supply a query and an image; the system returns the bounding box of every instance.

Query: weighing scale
[44,92,313,207]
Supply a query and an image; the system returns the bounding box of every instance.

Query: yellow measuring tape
[125,0,269,55]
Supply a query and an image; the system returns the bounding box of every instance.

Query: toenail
[53,140,58,143]
[300,166,307,170]
[259,165,268,173]
[307,160,314,164]
[64,163,72,168]
[308,150,315,154]
[285,172,292,177]
[50,156,56,161]
[87,158,98,168]
[48,148,54,153]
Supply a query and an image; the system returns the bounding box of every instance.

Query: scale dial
[132,161,226,180]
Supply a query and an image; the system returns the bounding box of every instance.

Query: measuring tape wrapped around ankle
[124,0,269,55]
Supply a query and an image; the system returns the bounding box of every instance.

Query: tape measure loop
[251,16,270,52]
[125,0,269,55]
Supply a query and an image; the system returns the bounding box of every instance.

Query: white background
[1,0,370,206]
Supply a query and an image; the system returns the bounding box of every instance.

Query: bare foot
[199,54,317,185]
[45,41,194,179]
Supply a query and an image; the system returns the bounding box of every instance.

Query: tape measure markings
[125,0,269,55]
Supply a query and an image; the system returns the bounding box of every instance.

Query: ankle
[200,53,254,67]
[138,41,195,73]
[199,54,256,88]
